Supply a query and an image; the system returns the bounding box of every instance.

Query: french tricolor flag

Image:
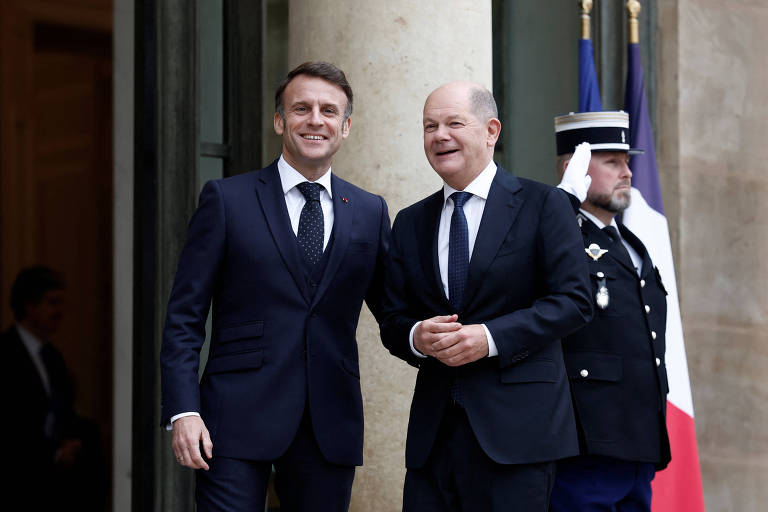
[622,41,706,512]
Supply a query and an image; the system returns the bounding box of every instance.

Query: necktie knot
[450,191,472,209]
[602,225,621,243]
[296,182,323,202]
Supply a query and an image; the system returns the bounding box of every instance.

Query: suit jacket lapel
[463,167,523,311]
[420,191,450,306]
[311,175,352,307]
[619,223,655,279]
[254,163,311,304]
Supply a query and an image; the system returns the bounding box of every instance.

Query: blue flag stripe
[578,38,602,112]
[624,43,665,215]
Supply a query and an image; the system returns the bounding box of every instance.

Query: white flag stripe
[623,188,694,418]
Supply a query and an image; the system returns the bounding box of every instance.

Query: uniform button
[651,330,657,340]
[640,279,646,288]
[596,272,605,278]
[655,357,661,367]
[645,305,651,314]
[580,369,589,378]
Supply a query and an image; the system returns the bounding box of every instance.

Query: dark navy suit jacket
[562,213,671,469]
[380,166,593,468]
[161,160,390,466]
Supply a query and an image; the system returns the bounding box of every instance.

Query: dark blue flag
[624,43,664,214]
[579,38,602,112]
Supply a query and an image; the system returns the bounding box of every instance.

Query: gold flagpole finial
[580,0,594,40]
[627,0,642,44]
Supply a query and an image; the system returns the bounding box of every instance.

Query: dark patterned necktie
[296,182,324,265]
[448,191,472,313]
[602,225,632,266]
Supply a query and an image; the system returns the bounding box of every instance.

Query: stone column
[659,0,768,509]
[288,2,492,510]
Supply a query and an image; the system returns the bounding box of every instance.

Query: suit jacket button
[645,305,651,314]
[640,279,646,288]
[655,357,661,367]
[651,330,657,340]
[580,369,589,378]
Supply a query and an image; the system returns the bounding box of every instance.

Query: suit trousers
[196,407,355,512]
[403,403,555,512]
[550,455,655,512]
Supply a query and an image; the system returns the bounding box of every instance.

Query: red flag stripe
[651,401,706,511]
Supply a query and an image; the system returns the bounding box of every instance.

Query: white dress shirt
[278,155,334,249]
[170,155,335,427]
[17,323,51,396]
[579,209,643,275]
[409,160,499,358]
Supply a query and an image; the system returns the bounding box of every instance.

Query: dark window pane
[199,0,224,144]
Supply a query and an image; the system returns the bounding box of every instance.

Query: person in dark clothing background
[1,265,107,511]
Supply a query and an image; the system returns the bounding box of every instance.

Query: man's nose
[308,106,323,125]
[622,161,633,179]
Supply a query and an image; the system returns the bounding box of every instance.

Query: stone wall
[660,1,768,510]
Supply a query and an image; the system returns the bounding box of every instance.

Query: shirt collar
[442,160,497,204]
[278,155,333,198]
[579,208,619,231]
[16,323,43,354]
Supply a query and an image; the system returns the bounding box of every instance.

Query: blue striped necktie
[448,191,472,313]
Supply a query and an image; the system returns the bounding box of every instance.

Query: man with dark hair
[161,61,390,511]
[551,111,670,511]
[380,81,592,511]
[2,265,106,511]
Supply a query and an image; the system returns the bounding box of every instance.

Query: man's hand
[172,415,213,470]
[431,324,489,367]
[54,438,82,466]
[557,141,592,202]
[413,315,461,357]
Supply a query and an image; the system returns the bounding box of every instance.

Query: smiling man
[380,82,592,511]
[161,62,390,512]
[552,111,671,511]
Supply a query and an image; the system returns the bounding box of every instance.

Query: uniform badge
[595,272,610,309]
[585,243,608,261]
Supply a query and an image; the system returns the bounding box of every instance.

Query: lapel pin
[585,243,608,261]
[342,197,348,203]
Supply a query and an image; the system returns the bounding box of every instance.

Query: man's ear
[486,118,501,147]
[273,112,284,135]
[341,116,351,139]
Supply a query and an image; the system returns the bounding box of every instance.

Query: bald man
[380,82,593,511]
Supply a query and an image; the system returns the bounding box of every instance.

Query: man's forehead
[285,76,346,102]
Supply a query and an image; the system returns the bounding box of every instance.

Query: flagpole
[627,0,641,44]
[580,0,594,40]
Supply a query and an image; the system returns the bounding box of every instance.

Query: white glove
[557,142,592,203]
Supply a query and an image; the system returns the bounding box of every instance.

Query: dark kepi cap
[554,110,643,156]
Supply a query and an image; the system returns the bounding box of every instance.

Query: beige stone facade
[659,1,768,510]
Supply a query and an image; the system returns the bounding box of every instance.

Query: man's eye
[295,106,307,113]
[424,124,436,132]
[450,122,464,127]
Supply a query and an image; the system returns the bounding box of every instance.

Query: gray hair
[469,87,498,121]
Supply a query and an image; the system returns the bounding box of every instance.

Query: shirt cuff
[166,411,201,431]
[482,324,498,357]
[409,321,428,358]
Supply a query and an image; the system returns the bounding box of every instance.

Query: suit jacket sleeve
[486,187,593,368]
[363,195,392,324]
[379,211,428,368]
[160,180,227,424]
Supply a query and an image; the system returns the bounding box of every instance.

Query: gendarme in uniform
[551,111,671,511]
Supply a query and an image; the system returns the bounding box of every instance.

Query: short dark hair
[275,61,354,120]
[469,86,498,122]
[10,265,65,321]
